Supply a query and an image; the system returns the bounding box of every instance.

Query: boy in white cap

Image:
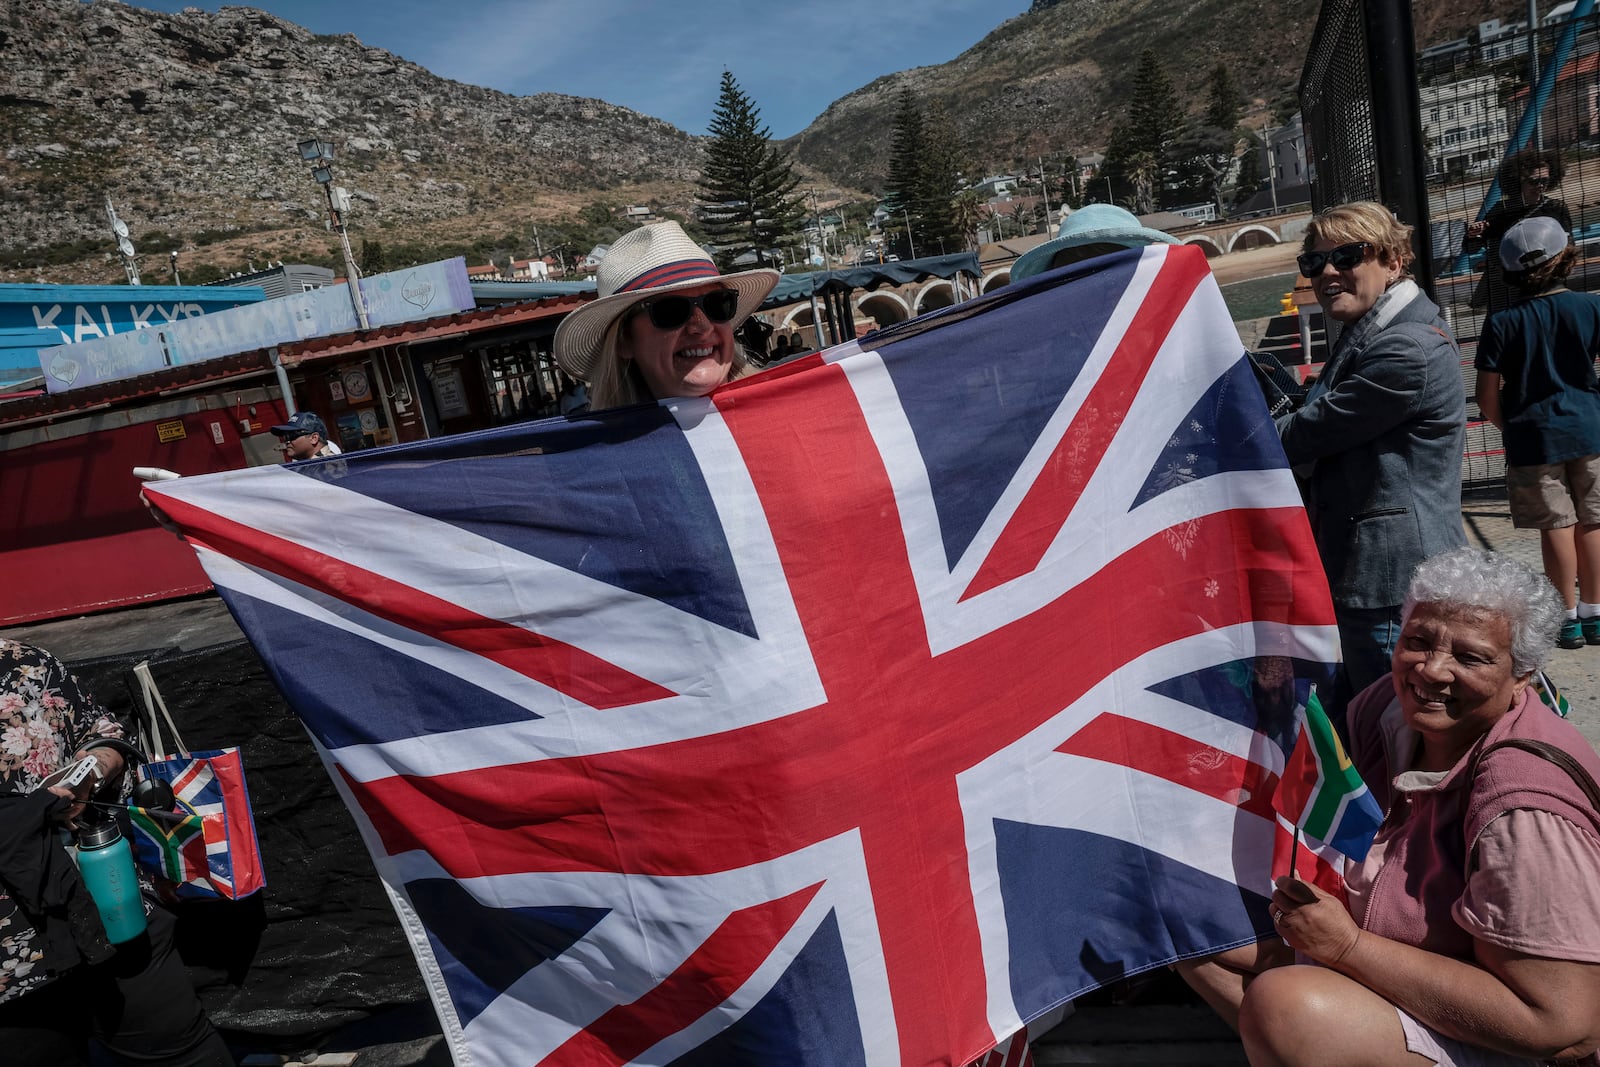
[1476,214,1600,647]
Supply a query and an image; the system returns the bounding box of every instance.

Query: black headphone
[79,737,176,811]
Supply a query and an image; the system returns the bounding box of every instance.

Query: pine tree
[1170,63,1244,216]
[696,71,805,270]
[917,104,968,255]
[1128,50,1183,161]
[1204,63,1241,131]
[1104,50,1184,213]
[885,90,968,258]
[885,89,926,226]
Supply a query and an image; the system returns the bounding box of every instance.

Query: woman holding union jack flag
[553,221,780,410]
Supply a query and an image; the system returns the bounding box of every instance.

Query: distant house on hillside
[579,245,610,274]
[507,257,550,281]
[624,205,658,224]
[975,175,1020,198]
[466,262,502,281]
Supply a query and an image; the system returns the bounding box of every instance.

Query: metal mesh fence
[1301,0,1378,210]
[1301,2,1600,485]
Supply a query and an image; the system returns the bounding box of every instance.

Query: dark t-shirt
[1481,196,1573,246]
[1470,198,1573,313]
[1476,289,1600,465]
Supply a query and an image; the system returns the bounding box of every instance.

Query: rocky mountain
[0,0,1517,284]
[787,0,1508,188]
[0,0,707,282]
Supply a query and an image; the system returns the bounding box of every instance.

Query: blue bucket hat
[270,410,329,439]
[1011,204,1180,283]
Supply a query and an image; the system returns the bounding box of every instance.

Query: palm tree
[953,190,986,251]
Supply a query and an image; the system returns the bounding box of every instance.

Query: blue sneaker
[1559,619,1584,649]
[1583,616,1600,646]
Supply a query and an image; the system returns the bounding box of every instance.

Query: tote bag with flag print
[126,661,265,901]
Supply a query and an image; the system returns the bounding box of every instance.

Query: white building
[974,175,1020,198]
[1265,114,1308,187]
[1420,74,1508,180]
[1170,203,1218,223]
[1478,18,1531,62]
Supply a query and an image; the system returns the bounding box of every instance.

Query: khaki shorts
[1505,455,1600,528]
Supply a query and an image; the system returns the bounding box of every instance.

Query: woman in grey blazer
[1276,202,1467,717]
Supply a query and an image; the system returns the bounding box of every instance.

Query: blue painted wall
[0,283,266,387]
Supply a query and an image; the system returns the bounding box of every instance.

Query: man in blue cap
[270,410,342,461]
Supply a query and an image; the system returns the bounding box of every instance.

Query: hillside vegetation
[0,0,1512,283]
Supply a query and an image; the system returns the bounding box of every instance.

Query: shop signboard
[0,284,266,388]
[37,258,475,394]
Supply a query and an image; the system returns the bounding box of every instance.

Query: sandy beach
[1207,240,1302,286]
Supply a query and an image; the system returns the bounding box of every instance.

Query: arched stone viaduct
[769,213,1308,338]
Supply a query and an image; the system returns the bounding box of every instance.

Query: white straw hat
[553,221,780,380]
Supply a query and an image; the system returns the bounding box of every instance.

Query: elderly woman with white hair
[1181,547,1600,1066]
[552,222,779,409]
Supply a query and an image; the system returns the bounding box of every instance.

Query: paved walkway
[1461,488,1600,751]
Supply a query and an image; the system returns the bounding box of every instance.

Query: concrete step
[1033,1004,1246,1066]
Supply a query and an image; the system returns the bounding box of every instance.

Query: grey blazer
[1276,281,1468,610]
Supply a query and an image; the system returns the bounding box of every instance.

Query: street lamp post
[169,250,181,286]
[1038,156,1054,236]
[1263,127,1279,216]
[902,208,917,260]
[297,137,370,331]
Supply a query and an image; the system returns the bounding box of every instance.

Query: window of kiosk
[328,362,393,451]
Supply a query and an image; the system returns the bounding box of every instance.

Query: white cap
[1499,215,1570,272]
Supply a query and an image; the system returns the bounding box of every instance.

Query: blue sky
[125,0,1032,138]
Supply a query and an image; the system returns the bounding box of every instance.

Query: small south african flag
[1271,690,1384,863]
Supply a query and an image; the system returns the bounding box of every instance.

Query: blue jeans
[1326,604,1404,743]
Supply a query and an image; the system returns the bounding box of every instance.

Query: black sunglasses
[638,289,740,330]
[1297,242,1373,278]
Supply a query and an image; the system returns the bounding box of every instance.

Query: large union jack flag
[145,243,1340,1066]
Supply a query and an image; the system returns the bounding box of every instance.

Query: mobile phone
[39,756,99,792]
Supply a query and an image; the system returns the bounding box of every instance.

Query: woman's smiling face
[1308,238,1402,323]
[1391,602,1528,768]
[619,283,738,400]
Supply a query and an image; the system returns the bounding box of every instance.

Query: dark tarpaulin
[68,643,425,1045]
[760,252,982,309]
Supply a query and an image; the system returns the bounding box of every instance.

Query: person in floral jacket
[0,639,230,1066]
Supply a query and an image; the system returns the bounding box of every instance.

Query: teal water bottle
[76,821,147,943]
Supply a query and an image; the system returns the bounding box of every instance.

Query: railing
[1301,0,1600,484]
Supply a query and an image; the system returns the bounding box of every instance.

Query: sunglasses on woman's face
[1297,242,1374,278]
[639,289,741,330]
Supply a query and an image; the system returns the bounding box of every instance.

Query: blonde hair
[588,313,753,410]
[1302,201,1415,274]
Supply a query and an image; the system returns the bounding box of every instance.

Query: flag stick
[1288,825,1301,880]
